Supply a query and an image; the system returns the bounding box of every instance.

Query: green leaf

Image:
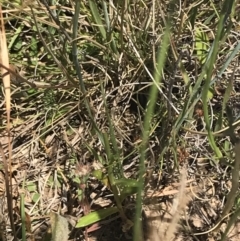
[13,39,22,51]
[8,25,23,50]
[76,207,118,228]
[73,176,81,184]
[30,35,38,53]
[27,182,37,192]
[92,169,109,187]
[115,178,139,186]
[114,178,139,201]
[32,193,40,203]
[195,27,209,64]
[92,169,104,180]
[207,87,214,100]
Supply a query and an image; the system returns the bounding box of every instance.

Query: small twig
[0,63,79,90]
[183,118,240,137]
[0,63,36,88]
[193,212,233,235]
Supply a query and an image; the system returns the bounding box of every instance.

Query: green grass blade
[89,0,106,40]
[8,24,23,49]
[76,207,118,228]
[201,0,235,159]
[212,42,240,84]
[72,0,85,92]
[20,193,26,241]
[133,9,171,241]
[102,1,118,54]
[215,70,234,131]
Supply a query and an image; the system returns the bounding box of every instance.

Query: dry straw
[0,5,17,240]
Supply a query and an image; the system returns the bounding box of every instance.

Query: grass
[0,0,240,240]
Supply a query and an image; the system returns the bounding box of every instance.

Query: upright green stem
[103,133,132,228]
[72,0,85,93]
